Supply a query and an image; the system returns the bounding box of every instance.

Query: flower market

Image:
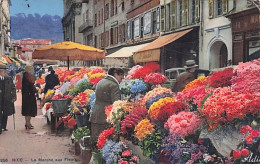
[36,59,260,164]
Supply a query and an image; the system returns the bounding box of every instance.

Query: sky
[10,0,64,17]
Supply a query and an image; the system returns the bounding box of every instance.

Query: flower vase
[200,124,243,157]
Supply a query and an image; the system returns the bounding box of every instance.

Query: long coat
[0,76,16,116]
[22,72,37,117]
[172,71,195,92]
[89,75,121,124]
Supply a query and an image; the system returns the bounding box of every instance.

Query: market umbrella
[32,41,105,70]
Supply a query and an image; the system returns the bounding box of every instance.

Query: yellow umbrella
[32,41,105,69]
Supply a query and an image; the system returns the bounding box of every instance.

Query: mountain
[11,13,63,43]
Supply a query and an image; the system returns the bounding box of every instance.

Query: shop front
[133,28,199,73]
[227,8,260,64]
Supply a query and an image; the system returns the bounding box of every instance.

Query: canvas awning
[133,29,192,64]
[106,43,149,58]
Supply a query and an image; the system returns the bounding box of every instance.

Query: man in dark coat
[172,60,199,93]
[0,65,16,134]
[89,68,124,143]
[44,70,60,94]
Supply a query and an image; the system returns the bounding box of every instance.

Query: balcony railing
[79,20,93,33]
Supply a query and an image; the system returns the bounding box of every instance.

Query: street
[0,92,82,164]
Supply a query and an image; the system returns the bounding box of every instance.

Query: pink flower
[121,161,128,164]
[122,150,131,157]
[240,149,249,157]
[232,150,241,159]
[250,129,259,138]
[130,156,139,162]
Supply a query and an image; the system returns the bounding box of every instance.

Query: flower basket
[50,99,72,114]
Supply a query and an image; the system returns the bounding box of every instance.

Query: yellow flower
[182,76,207,93]
[134,119,154,140]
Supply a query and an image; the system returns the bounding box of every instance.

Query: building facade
[0,0,11,57]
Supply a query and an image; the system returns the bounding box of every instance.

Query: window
[209,0,228,18]
[127,21,131,40]
[115,0,117,15]
[182,0,188,26]
[144,12,151,35]
[134,18,140,38]
[152,11,157,34]
[110,28,114,45]
[98,11,100,25]
[161,6,165,31]
[115,27,118,44]
[106,31,109,47]
[121,24,125,42]
[122,2,125,11]
[179,1,182,26]
[140,17,144,38]
[170,0,176,29]
[105,3,109,20]
[191,0,195,23]
[94,14,97,27]
[111,0,114,17]
[101,9,103,24]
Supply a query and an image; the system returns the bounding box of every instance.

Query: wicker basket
[51,99,71,114]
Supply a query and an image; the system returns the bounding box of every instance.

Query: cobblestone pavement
[0,92,83,164]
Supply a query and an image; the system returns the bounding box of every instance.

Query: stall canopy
[133,29,192,64]
[32,41,105,69]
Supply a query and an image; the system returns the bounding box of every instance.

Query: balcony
[79,20,93,33]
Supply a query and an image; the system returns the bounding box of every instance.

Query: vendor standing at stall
[89,68,124,143]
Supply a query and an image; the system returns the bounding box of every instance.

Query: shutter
[209,0,213,18]
[161,6,165,31]
[195,0,200,22]
[182,0,188,26]
[222,0,228,14]
[170,0,176,29]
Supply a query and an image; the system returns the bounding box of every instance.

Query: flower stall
[92,60,260,164]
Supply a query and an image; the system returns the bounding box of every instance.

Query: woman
[89,68,124,143]
[22,65,37,129]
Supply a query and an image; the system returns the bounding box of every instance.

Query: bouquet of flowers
[70,76,81,86]
[134,119,155,141]
[89,78,102,85]
[44,90,54,99]
[231,124,260,163]
[100,140,122,164]
[68,80,91,96]
[73,126,90,141]
[176,85,214,109]
[97,127,115,150]
[165,111,202,137]
[125,65,143,79]
[199,87,260,130]
[72,92,89,107]
[58,70,75,82]
[89,72,106,80]
[207,68,234,88]
[182,76,208,93]
[231,59,260,94]
[160,134,207,164]
[148,97,176,122]
[35,77,45,85]
[144,73,167,85]
[117,149,140,164]
[142,87,173,109]
[149,99,186,123]
[120,106,147,135]
[67,117,77,128]
[131,62,160,79]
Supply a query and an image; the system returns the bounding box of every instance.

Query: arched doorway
[209,41,228,69]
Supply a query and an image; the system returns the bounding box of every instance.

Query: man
[0,64,16,134]
[172,60,198,93]
[43,70,59,94]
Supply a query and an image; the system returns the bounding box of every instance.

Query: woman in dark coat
[22,65,37,129]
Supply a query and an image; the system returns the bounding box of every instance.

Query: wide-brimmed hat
[0,64,7,70]
[184,60,198,69]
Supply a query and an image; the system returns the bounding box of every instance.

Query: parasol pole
[67,56,69,70]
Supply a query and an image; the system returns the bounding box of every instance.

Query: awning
[106,43,149,58]
[133,29,192,64]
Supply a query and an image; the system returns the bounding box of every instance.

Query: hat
[184,60,198,69]
[0,64,7,70]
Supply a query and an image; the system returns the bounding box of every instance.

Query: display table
[51,112,68,134]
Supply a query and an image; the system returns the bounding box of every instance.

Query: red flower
[68,118,76,128]
[232,150,241,159]
[240,125,252,135]
[197,139,203,144]
[122,150,131,157]
[250,129,259,138]
[121,161,128,164]
[97,127,115,150]
[240,149,249,157]
[245,135,253,144]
